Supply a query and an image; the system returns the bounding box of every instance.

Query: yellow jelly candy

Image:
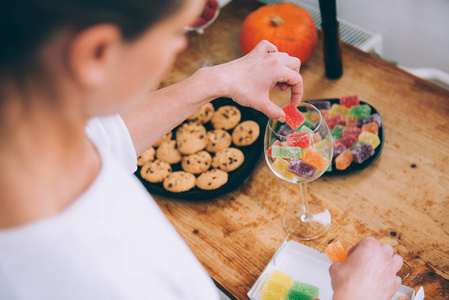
[272,158,296,180]
[358,131,380,149]
[313,139,331,154]
[330,104,350,119]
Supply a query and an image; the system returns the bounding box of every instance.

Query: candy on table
[349,104,372,119]
[361,121,379,135]
[331,125,345,140]
[287,159,317,179]
[333,136,358,149]
[319,109,331,120]
[358,131,381,149]
[339,94,360,108]
[330,104,350,119]
[309,100,331,110]
[278,124,294,136]
[290,281,320,298]
[262,269,294,298]
[283,103,305,130]
[325,240,348,263]
[287,132,311,148]
[335,150,353,170]
[272,145,303,159]
[302,149,330,171]
[345,115,358,128]
[285,289,314,300]
[267,140,283,159]
[342,127,362,139]
[349,141,364,151]
[332,146,346,162]
[314,139,331,154]
[325,114,345,130]
[397,297,410,300]
[358,113,382,128]
[352,143,375,163]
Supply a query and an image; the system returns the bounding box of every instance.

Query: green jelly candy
[285,290,314,300]
[289,281,320,298]
[294,120,314,132]
[349,141,365,151]
[331,125,345,139]
[349,104,372,119]
[294,125,313,134]
[271,146,303,159]
[326,162,332,172]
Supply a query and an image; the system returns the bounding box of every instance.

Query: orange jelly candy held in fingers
[282,103,305,130]
[325,240,348,263]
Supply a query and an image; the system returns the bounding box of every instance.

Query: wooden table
[155,0,449,298]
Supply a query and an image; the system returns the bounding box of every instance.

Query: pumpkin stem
[270,15,285,26]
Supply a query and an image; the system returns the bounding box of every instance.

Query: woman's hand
[330,237,403,300]
[210,40,303,121]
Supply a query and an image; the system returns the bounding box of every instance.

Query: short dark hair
[0,0,184,83]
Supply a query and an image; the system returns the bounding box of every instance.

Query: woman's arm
[122,41,302,155]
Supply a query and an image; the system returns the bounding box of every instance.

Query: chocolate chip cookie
[181,151,212,174]
[155,140,182,164]
[137,147,156,166]
[140,160,172,183]
[163,171,196,193]
[176,123,208,155]
[153,131,173,148]
[206,129,232,153]
[196,169,228,190]
[187,103,215,124]
[211,105,241,130]
[212,147,245,172]
[232,120,260,146]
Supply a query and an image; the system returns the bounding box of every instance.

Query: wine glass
[185,0,225,73]
[264,103,333,240]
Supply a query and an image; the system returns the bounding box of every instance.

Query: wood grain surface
[154,0,449,298]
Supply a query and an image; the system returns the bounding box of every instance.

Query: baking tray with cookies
[134,97,268,200]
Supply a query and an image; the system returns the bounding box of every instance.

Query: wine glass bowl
[264,103,333,240]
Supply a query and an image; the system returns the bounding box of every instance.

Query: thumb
[256,98,285,121]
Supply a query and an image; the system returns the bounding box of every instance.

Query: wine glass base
[190,57,226,74]
[283,202,331,241]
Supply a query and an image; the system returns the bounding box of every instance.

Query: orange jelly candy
[345,116,358,128]
[361,122,379,135]
[302,149,329,171]
[325,240,348,263]
[335,150,353,170]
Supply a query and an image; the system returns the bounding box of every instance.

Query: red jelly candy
[325,115,345,130]
[342,127,362,139]
[286,132,311,148]
[206,0,219,9]
[340,95,360,108]
[282,103,305,130]
[203,8,216,21]
[334,136,358,149]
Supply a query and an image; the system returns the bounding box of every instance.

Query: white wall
[299,0,449,74]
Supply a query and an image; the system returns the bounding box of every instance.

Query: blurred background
[221,0,449,90]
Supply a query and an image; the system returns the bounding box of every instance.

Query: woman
[0,0,402,299]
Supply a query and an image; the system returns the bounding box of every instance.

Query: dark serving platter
[306,98,384,176]
[134,97,268,200]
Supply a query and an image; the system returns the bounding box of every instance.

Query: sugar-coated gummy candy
[263,279,290,298]
[261,291,285,300]
[285,290,314,300]
[308,112,321,123]
[339,94,360,108]
[303,119,315,129]
[342,127,362,139]
[278,124,294,136]
[332,146,346,162]
[287,132,311,148]
[358,113,382,127]
[267,140,283,159]
[320,109,331,120]
[325,115,345,130]
[289,281,320,298]
[283,103,305,130]
[269,270,294,286]
[302,149,330,171]
[330,104,350,119]
[345,115,358,128]
[309,101,331,110]
[361,122,379,135]
[314,139,331,154]
[333,136,358,149]
[358,131,380,149]
[331,125,345,140]
[349,104,371,119]
[325,240,348,263]
[335,150,353,170]
[272,158,296,180]
[296,125,313,134]
[313,122,327,139]
[352,143,375,163]
[349,141,364,151]
[312,133,322,143]
[271,145,303,159]
[288,159,317,179]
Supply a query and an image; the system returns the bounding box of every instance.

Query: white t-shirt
[0,115,219,300]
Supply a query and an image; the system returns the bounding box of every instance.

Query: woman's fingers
[251,40,278,54]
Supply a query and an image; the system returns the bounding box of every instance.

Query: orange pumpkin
[240,3,318,64]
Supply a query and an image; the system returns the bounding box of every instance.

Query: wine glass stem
[299,182,313,222]
[195,28,212,67]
